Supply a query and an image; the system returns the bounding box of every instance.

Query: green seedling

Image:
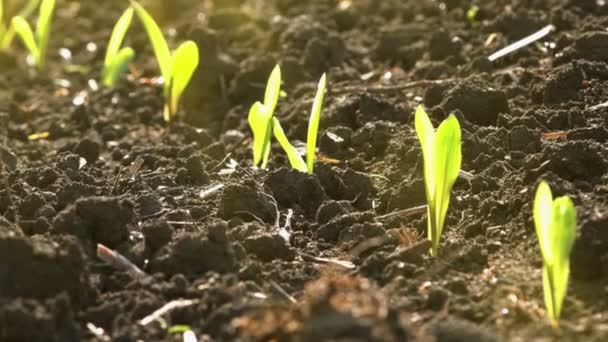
[306,73,327,173]
[131,1,199,122]
[102,7,135,88]
[248,64,281,169]
[467,5,479,23]
[273,117,307,172]
[533,181,576,326]
[1,0,40,48]
[415,105,462,257]
[11,0,55,70]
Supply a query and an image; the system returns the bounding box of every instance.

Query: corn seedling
[415,105,461,257]
[306,73,327,173]
[102,7,135,88]
[11,0,55,70]
[533,181,576,326]
[273,117,307,172]
[131,1,199,122]
[466,5,479,23]
[0,0,40,49]
[248,64,281,168]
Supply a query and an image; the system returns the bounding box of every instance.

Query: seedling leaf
[415,105,461,257]
[273,117,307,172]
[248,101,273,167]
[1,0,41,49]
[165,40,199,121]
[35,0,54,69]
[104,7,134,68]
[102,47,135,88]
[534,181,576,326]
[265,64,281,114]
[12,16,38,60]
[306,73,326,173]
[130,0,170,79]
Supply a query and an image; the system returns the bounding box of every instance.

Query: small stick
[269,280,297,304]
[199,183,224,199]
[127,156,145,179]
[459,169,475,181]
[278,209,293,243]
[488,25,555,62]
[183,330,198,342]
[139,299,199,326]
[299,252,356,270]
[96,244,145,278]
[377,204,428,220]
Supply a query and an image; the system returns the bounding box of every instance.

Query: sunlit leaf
[12,16,38,60]
[104,7,134,69]
[102,47,135,88]
[35,0,55,69]
[306,73,326,173]
[415,105,461,256]
[534,182,576,326]
[248,101,273,167]
[130,0,170,79]
[166,40,198,121]
[264,64,281,113]
[273,117,307,172]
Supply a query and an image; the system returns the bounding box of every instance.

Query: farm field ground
[1,0,608,341]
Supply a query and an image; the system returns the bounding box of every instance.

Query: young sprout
[533,181,576,326]
[248,64,281,169]
[415,105,461,257]
[11,0,55,70]
[273,117,307,172]
[466,5,479,23]
[1,0,41,49]
[130,1,199,122]
[306,73,327,173]
[102,7,135,88]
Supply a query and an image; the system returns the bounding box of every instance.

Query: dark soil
[1,0,608,341]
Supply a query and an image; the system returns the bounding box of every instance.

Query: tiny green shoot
[415,105,462,257]
[131,0,199,122]
[248,64,281,169]
[1,0,41,49]
[102,7,135,88]
[11,0,55,70]
[533,181,576,326]
[168,325,192,334]
[467,5,479,23]
[0,1,5,45]
[273,117,307,172]
[306,73,327,174]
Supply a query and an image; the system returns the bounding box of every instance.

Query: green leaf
[430,115,461,254]
[168,325,191,334]
[533,182,576,325]
[0,1,5,43]
[306,73,326,173]
[165,40,198,121]
[12,16,38,61]
[1,0,40,49]
[130,0,171,80]
[415,106,461,256]
[104,7,134,69]
[264,64,281,114]
[272,117,307,172]
[102,47,135,88]
[467,5,479,23]
[248,101,273,167]
[534,181,553,261]
[415,105,436,201]
[35,0,54,69]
